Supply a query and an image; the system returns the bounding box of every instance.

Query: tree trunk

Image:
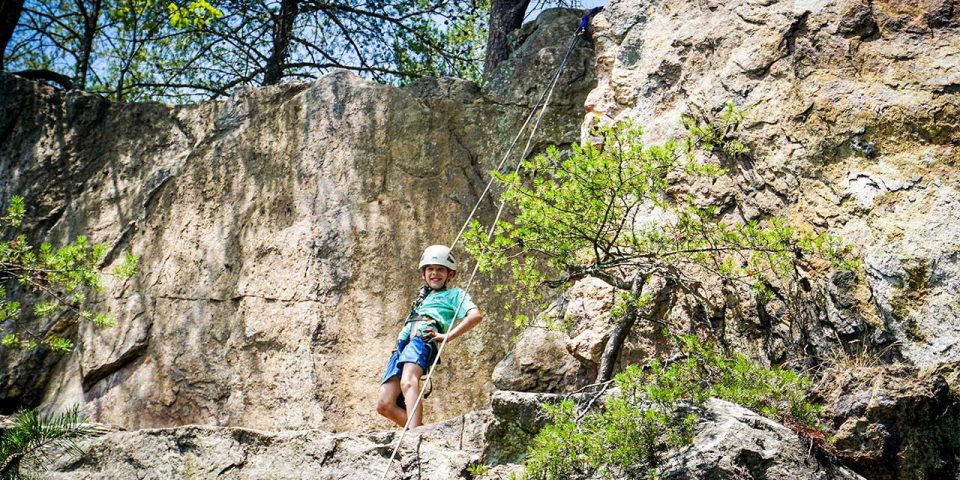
[74,0,102,90]
[263,0,299,86]
[596,275,643,383]
[0,0,25,71]
[483,0,530,78]
[596,277,676,383]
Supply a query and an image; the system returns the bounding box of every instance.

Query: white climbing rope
[380,12,597,479]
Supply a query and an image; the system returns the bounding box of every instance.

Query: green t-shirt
[398,288,477,342]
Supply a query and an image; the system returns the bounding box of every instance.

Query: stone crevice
[80,315,151,390]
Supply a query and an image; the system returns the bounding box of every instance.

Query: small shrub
[517,336,823,480]
[466,462,491,477]
[638,336,822,429]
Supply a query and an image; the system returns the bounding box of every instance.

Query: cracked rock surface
[0,10,595,433]
[43,411,491,479]
[585,0,960,367]
[661,399,865,480]
[819,363,960,480]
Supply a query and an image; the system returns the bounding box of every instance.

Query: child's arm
[426,307,483,344]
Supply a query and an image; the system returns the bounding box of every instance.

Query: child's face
[421,264,454,289]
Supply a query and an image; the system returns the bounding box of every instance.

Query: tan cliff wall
[0,9,596,433]
[583,0,960,367]
[498,0,960,399]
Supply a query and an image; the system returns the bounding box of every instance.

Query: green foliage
[2,198,24,229]
[516,336,823,480]
[464,110,857,329]
[0,405,92,479]
[681,102,752,158]
[31,301,56,318]
[114,252,139,280]
[8,0,491,101]
[640,336,822,428]
[394,0,490,84]
[0,196,137,353]
[81,311,118,329]
[2,334,22,349]
[519,396,695,480]
[467,462,491,476]
[0,291,20,322]
[43,337,74,355]
[167,0,224,29]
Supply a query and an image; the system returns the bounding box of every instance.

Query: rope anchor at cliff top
[379,7,603,479]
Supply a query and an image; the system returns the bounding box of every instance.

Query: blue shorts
[380,336,437,384]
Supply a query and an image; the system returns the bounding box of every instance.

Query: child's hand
[425,329,449,344]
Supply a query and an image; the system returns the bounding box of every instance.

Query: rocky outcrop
[491,277,614,393]
[482,389,584,465]
[44,412,491,479]
[661,399,865,480]
[38,394,865,479]
[482,392,865,479]
[820,364,960,480]
[0,10,595,432]
[585,0,960,366]
[491,327,588,393]
[492,277,672,394]
[564,2,960,474]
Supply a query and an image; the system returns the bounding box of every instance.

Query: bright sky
[525,0,609,22]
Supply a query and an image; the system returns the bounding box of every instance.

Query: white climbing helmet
[418,245,457,272]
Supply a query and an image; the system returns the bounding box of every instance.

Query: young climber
[375,244,484,428]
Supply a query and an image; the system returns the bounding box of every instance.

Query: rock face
[4,0,960,478]
[0,10,595,432]
[821,364,960,480]
[586,0,960,366]
[662,398,865,480]
[492,277,670,394]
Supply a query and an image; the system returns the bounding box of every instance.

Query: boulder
[491,327,589,393]
[491,277,616,393]
[661,398,865,480]
[483,390,575,465]
[564,277,617,366]
[492,277,672,392]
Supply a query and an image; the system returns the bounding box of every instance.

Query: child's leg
[400,362,426,428]
[376,377,407,427]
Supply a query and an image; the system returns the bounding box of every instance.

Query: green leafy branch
[0,196,137,353]
[681,102,752,158]
[464,107,858,381]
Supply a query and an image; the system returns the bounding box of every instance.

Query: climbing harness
[394,286,442,405]
[380,7,603,479]
[403,285,435,326]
